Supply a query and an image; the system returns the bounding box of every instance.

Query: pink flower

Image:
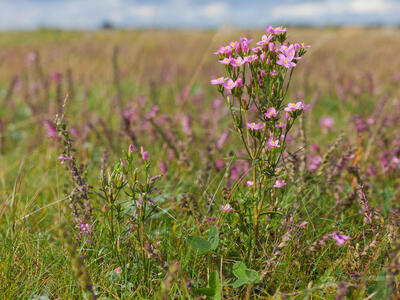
[319,117,335,132]
[246,122,265,131]
[102,205,107,212]
[230,57,245,67]
[214,45,232,56]
[294,42,311,51]
[234,78,243,87]
[246,181,254,187]
[268,42,275,52]
[115,267,122,275]
[52,72,63,83]
[240,37,253,52]
[43,120,57,138]
[270,70,277,77]
[331,232,350,246]
[278,44,295,59]
[58,156,73,164]
[220,203,232,212]
[277,53,296,69]
[275,122,286,128]
[228,41,240,52]
[244,55,257,64]
[251,47,261,53]
[308,155,323,171]
[159,161,168,174]
[265,107,278,119]
[219,57,231,65]
[129,144,134,152]
[256,34,273,47]
[267,135,280,149]
[273,179,286,188]
[260,51,267,62]
[265,25,287,34]
[79,221,92,234]
[211,77,227,85]
[284,101,308,112]
[223,79,236,90]
[140,146,148,161]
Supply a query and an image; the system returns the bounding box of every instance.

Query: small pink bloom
[230,57,244,67]
[129,144,134,152]
[211,77,227,85]
[256,34,273,47]
[214,45,232,55]
[319,117,335,132]
[331,232,350,246]
[273,179,286,188]
[52,72,63,83]
[270,70,277,77]
[265,107,278,119]
[228,41,240,52]
[267,135,280,149]
[115,267,122,274]
[268,42,275,52]
[243,55,257,64]
[275,122,286,128]
[159,161,168,174]
[219,57,231,65]
[79,221,92,234]
[246,122,265,131]
[277,53,296,69]
[246,181,254,187]
[251,47,261,53]
[222,78,236,90]
[140,146,148,161]
[260,52,267,62]
[102,205,108,212]
[240,37,253,52]
[58,156,73,164]
[220,203,232,212]
[234,78,243,87]
[265,25,287,34]
[43,120,57,138]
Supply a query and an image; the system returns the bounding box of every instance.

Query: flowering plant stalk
[212,26,310,249]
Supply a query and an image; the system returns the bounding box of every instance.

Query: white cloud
[129,5,158,18]
[198,3,229,18]
[270,0,400,19]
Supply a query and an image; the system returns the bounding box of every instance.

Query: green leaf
[232,278,248,289]
[231,261,260,288]
[208,226,219,251]
[232,261,248,279]
[194,271,221,300]
[187,236,211,254]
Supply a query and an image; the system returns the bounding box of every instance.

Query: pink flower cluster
[284,100,311,120]
[211,25,310,91]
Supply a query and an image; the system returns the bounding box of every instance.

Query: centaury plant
[211,26,310,252]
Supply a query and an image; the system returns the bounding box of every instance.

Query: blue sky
[1,0,400,30]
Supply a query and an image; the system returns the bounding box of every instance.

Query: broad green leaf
[187,236,211,254]
[231,261,260,288]
[208,226,219,251]
[232,261,248,279]
[194,271,221,300]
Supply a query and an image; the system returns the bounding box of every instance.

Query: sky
[1,0,400,30]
